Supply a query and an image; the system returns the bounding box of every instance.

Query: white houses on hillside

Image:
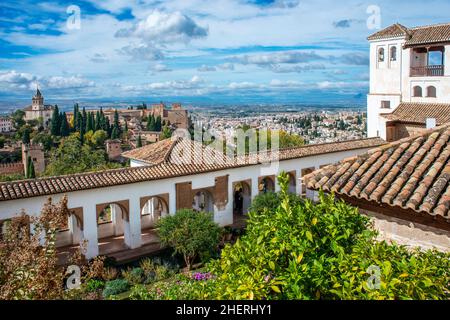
[367,23,450,141]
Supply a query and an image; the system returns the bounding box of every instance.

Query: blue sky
[0,0,449,105]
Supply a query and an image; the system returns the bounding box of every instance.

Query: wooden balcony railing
[410,65,444,77]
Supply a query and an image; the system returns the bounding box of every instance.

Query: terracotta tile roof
[381,102,450,125]
[368,22,450,46]
[405,23,450,46]
[0,137,383,202]
[305,125,450,220]
[367,23,411,40]
[122,138,177,165]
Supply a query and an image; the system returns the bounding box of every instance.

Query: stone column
[124,198,142,249]
[82,205,98,259]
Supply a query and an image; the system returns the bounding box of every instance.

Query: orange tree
[186,172,449,300]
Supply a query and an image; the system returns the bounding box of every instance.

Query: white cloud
[0,70,95,92]
[150,63,172,72]
[232,51,323,65]
[197,64,216,72]
[117,43,164,61]
[228,81,261,90]
[116,10,208,44]
[217,62,235,71]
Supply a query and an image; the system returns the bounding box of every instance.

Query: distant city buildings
[0,116,12,133]
[192,110,366,145]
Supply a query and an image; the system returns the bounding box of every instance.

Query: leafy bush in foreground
[102,279,130,299]
[157,209,222,270]
[188,172,449,300]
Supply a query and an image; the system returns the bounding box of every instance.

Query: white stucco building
[367,22,450,141]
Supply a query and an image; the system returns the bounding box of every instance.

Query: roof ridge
[410,21,450,30]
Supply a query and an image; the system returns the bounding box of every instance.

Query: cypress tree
[81,107,87,133]
[105,117,112,137]
[60,112,69,137]
[73,103,79,132]
[155,115,162,131]
[111,126,119,140]
[22,128,31,144]
[95,111,101,131]
[28,159,35,179]
[147,114,156,131]
[113,109,121,135]
[50,105,60,136]
[136,134,142,148]
[86,112,93,132]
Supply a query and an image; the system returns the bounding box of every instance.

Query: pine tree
[136,134,142,148]
[50,105,60,136]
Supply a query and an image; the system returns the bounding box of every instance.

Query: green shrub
[188,172,450,300]
[155,264,173,281]
[157,209,222,270]
[84,279,105,293]
[121,268,145,285]
[102,279,130,298]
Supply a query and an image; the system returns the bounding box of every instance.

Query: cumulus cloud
[0,70,95,92]
[115,10,208,44]
[117,43,164,61]
[197,64,216,72]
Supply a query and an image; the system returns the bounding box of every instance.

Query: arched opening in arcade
[192,190,214,213]
[259,176,275,194]
[141,196,169,229]
[233,180,252,216]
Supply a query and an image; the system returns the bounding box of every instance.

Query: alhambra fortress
[0,22,449,261]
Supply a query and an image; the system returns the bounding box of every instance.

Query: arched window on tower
[378,48,385,62]
[390,46,397,61]
[427,86,437,98]
[413,86,423,97]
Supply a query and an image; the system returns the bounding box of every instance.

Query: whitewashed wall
[0,147,375,258]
